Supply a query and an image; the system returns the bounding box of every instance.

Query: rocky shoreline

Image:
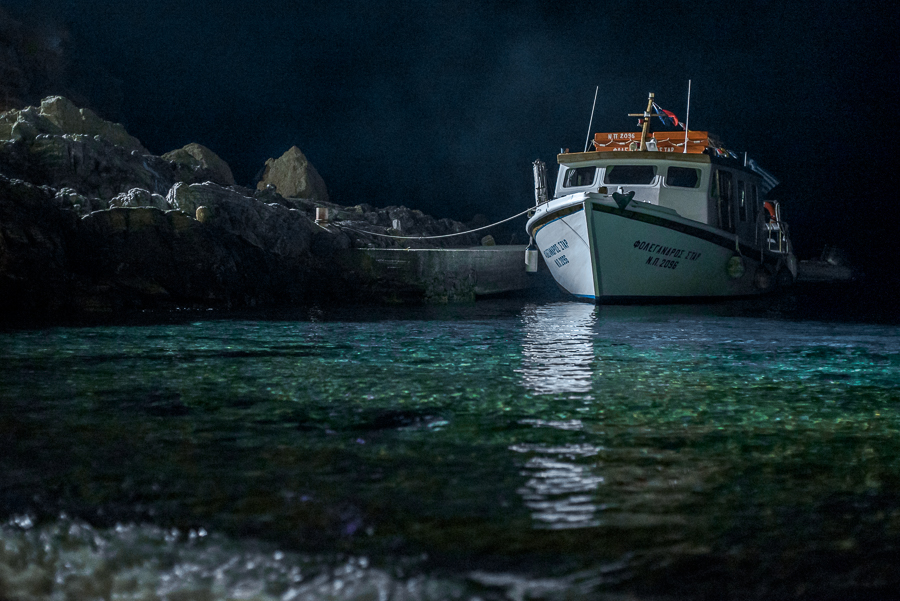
[0,97,490,322]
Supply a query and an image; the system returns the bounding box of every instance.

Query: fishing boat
[525,93,797,301]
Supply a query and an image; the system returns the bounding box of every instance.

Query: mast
[628,93,655,150]
[583,86,599,152]
[683,80,691,153]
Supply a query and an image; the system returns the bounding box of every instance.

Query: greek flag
[652,102,684,129]
[747,158,780,194]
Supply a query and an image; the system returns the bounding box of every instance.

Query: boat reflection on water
[518,302,598,396]
[516,303,605,529]
[512,442,605,530]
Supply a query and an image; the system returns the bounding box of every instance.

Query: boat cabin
[555,135,769,245]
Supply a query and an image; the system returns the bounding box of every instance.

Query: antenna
[683,79,691,153]
[583,86,599,152]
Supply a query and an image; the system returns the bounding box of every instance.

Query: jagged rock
[0,98,226,201]
[0,96,148,154]
[6,133,176,198]
[109,188,168,211]
[335,204,481,249]
[256,146,329,202]
[162,142,235,186]
[167,181,319,258]
[54,187,98,216]
[39,96,148,154]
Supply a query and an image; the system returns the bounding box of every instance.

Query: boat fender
[786,254,799,278]
[754,266,773,290]
[726,255,745,279]
[525,238,539,273]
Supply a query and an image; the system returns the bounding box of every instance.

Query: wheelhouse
[554,149,770,245]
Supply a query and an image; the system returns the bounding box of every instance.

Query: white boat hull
[528,195,792,301]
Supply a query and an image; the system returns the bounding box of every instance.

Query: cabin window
[711,170,734,200]
[738,180,747,222]
[750,183,759,219]
[711,170,734,231]
[563,167,597,188]
[665,167,700,188]
[604,165,657,185]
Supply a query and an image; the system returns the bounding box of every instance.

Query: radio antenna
[583,86,599,152]
[683,79,692,153]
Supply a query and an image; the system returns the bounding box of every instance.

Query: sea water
[2,297,899,600]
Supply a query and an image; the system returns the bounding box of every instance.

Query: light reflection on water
[2,299,900,600]
[516,303,609,529]
[519,302,597,395]
[511,442,604,530]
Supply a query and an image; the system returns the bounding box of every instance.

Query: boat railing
[763,200,791,254]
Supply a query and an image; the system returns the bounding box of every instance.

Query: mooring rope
[330,202,547,241]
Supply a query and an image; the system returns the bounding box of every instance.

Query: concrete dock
[355,245,555,303]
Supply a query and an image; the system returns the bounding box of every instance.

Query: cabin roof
[557,150,768,182]
[558,150,711,165]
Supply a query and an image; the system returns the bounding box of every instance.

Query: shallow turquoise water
[2,299,900,600]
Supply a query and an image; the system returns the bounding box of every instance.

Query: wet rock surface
[0,97,486,321]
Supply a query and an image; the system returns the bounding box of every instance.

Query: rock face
[0,96,486,320]
[167,182,322,259]
[0,98,239,204]
[0,96,147,154]
[256,146,329,202]
[162,143,235,187]
[0,174,78,314]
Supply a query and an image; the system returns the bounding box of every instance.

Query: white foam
[0,515,469,601]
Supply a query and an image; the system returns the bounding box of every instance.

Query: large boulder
[38,96,148,154]
[256,146,329,202]
[162,142,235,186]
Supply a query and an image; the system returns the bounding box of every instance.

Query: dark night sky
[3,0,898,275]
